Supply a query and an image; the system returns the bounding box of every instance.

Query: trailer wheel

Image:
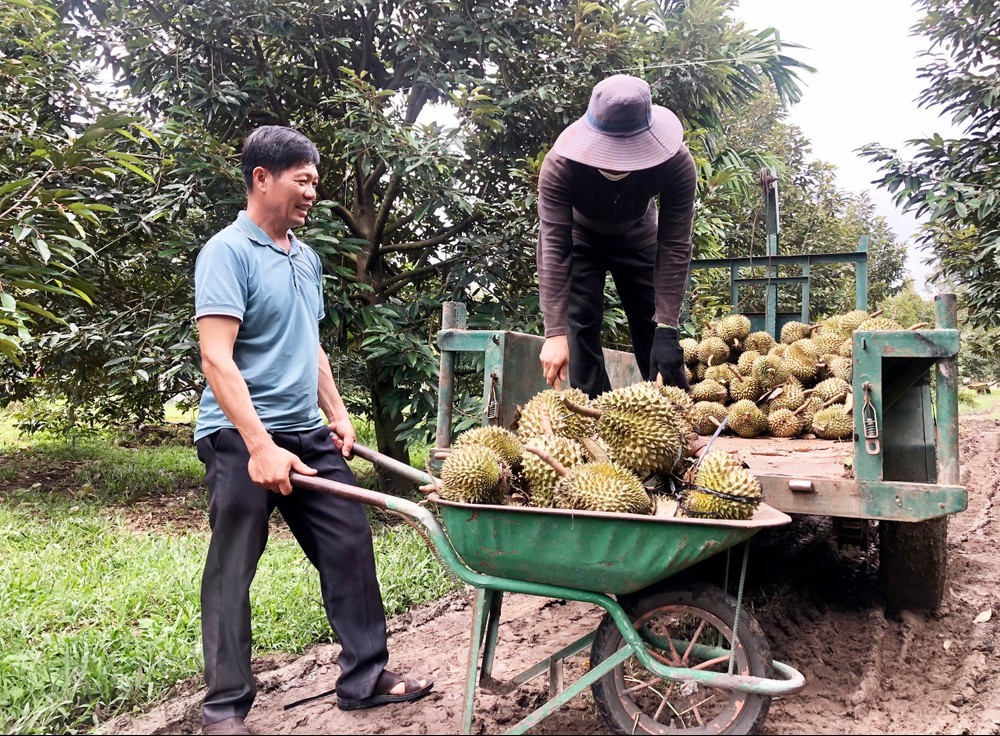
[591,582,772,735]
[878,517,948,611]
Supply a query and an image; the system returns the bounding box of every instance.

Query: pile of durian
[434,382,763,521]
[682,309,923,441]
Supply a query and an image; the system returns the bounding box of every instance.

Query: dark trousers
[567,239,657,398]
[195,427,388,726]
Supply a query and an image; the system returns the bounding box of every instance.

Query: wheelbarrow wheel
[591,582,772,735]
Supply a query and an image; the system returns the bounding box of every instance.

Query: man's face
[258,162,319,230]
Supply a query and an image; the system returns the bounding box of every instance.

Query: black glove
[649,326,689,389]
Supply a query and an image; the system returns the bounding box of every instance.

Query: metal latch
[862,381,880,455]
[486,372,499,422]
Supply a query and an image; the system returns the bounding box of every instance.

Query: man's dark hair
[241,126,320,191]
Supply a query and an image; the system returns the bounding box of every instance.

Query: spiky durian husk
[453,425,524,466]
[857,316,903,331]
[818,315,850,339]
[684,365,694,385]
[683,450,762,520]
[727,399,767,438]
[657,384,695,420]
[837,338,854,358]
[841,309,872,331]
[554,462,652,515]
[719,314,752,345]
[767,381,807,412]
[811,405,854,440]
[767,344,787,359]
[597,408,686,474]
[680,338,700,366]
[796,395,824,432]
[517,388,595,440]
[813,377,851,404]
[785,339,822,382]
[690,401,728,435]
[694,363,708,382]
[728,373,763,402]
[813,331,845,355]
[744,331,777,354]
[700,321,719,340]
[440,445,507,504]
[521,434,586,508]
[780,321,814,345]
[704,364,733,387]
[736,350,761,376]
[697,336,731,366]
[767,408,804,438]
[689,378,728,404]
[828,355,853,384]
[751,354,789,392]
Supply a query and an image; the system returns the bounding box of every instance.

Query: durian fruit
[684,365,694,385]
[726,399,768,439]
[744,331,777,355]
[813,377,851,404]
[767,408,804,438]
[591,383,688,474]
[811,405,854,440]
[780,321,815,345]
[794,395,824,433]
[521,434,586,507]
[680,338,700,366]
[453,425,523,466]
[785,339,822,382]
[690,401,728,435]
[751,354,789,392]
[813,330,845,355]
[700,321,719,340]
[857,316,903,331]
[517,388,595,440]
[841,309,872,332]
[697,336,731,366]
[827,355,853,384]
[837,338,854,358]
[553,461,652,515]
[657,384,695,420]
[767,381,808,413]
[704,364,733,387]
[767,344,787,359]
[439,445,508,505]
[690,378,728,404]
[727,370,763,403]
[683,450,762,520]
[818,315,850,339]
[694,362,709,382]
[736,350,762,376]
[718,314,752,348]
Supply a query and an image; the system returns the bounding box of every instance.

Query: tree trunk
[365,360,414,497]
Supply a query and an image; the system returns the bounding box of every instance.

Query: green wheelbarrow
[291,444,805,735]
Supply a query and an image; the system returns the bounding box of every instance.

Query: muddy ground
[101,415,1000,735]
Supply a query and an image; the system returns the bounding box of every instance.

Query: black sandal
[337,670,434,711]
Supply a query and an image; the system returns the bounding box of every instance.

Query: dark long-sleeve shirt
[536,148,697,337]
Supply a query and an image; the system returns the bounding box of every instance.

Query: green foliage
[876,279,937,329]
[860,0,1000,327]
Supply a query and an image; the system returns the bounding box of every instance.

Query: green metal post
[436,301,467,449]
[934,293,960,486]
[856,236,869,309]
[762,168,779,338]
[730,261,739,314]
[462,589,490,734]
[479,591,504,683]
[801,262,810,323]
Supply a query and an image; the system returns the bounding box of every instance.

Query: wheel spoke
[680,620,707,665]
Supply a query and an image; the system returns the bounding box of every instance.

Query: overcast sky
[735,0,959,292]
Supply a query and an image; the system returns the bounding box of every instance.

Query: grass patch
[0,495,455,734]
[960,390,1000,417]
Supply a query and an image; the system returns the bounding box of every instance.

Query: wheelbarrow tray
[430,494,791,595]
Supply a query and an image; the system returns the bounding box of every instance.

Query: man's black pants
[195,426,388,726]
[567,239,657,398]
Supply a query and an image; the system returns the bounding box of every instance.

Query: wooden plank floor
[706,436,854,481]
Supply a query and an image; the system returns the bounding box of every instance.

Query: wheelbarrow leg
[462,588,502,734]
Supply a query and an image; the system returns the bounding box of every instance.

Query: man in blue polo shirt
[193,126,431,736]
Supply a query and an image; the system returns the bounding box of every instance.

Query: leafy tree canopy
[861,0,1000,327]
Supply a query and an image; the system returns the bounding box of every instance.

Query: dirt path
[100,416,1000,735]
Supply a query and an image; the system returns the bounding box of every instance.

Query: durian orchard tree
[861,0,1000,328]
[13,0,809,490]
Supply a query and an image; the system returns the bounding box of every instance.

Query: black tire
[878,517,948,611]
[591,582,773,735]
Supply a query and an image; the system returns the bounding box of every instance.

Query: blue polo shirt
[193,211,327,442]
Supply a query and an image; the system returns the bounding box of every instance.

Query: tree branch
[380,211,480,254]
[381,255,465,294]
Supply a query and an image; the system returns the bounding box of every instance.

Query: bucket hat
[551,75,684,171]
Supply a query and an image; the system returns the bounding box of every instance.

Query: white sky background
[735,0,961,293]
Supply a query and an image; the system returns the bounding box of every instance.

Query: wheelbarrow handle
[349,442,437,491]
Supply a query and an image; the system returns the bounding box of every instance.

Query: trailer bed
[709,436,853,482]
